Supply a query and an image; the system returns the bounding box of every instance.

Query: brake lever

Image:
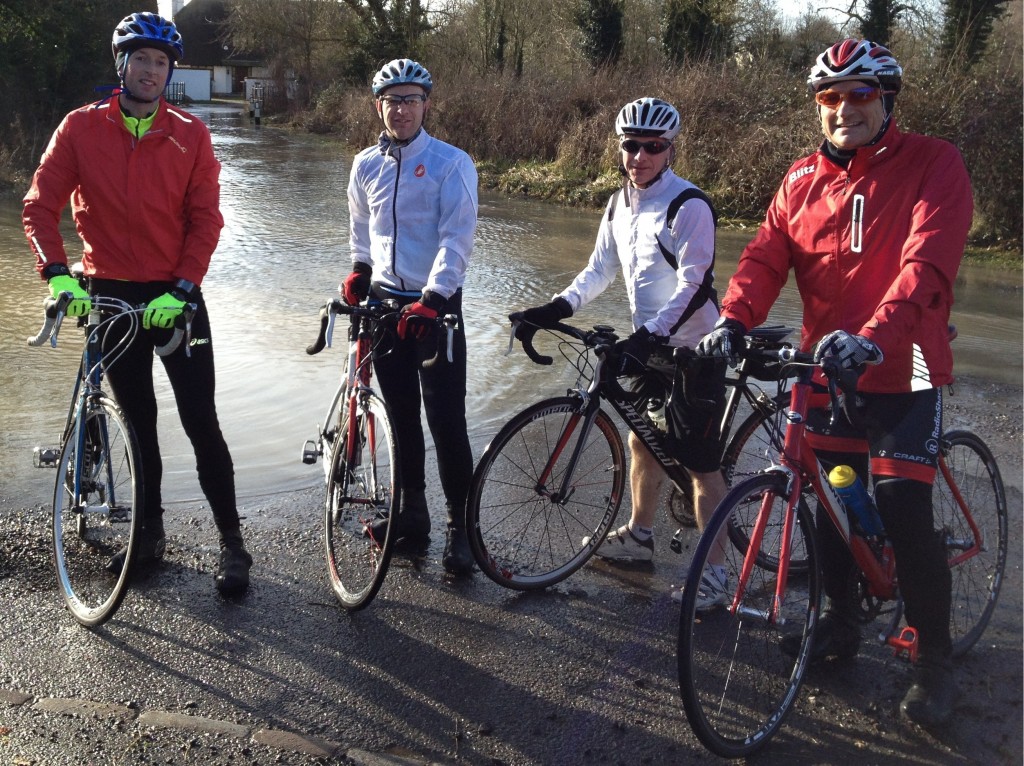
[506,322,519,356]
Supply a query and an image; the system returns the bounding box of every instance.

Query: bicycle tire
[53,395,141,628]
[467,397,626,590]
[678,472,821,758]
[324,392,399,610]
[721,402,812,575]
[931,430,1007,657]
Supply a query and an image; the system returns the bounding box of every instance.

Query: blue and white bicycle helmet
[112,13,183,65]
[615,98,681,140]
[372,59,433,95]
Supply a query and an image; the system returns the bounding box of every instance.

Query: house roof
[174,0,262,68]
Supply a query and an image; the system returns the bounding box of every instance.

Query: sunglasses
[379,93,428,106]
[620,138,672,156]
[814,86,882,108]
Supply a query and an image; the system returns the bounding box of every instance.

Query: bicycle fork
[535,397,601,505]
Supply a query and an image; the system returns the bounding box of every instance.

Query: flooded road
[1,104,1019,510]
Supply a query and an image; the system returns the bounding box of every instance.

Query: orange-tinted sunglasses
[814,86,882,108]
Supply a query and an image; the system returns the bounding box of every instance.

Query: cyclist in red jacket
[698,39,972,728]
[23,12,252,596]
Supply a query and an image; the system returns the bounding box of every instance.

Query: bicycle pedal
[33,446,60,468]
[669,528,685,554]
[300,439,319,465]
[886,625,919,662]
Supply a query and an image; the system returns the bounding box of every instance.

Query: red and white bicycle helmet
[615,97,681,140]
[372,59,433,95]
[807,39,902,94]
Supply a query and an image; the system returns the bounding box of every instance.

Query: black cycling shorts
[805,386,943,483]
[634,350,726,474]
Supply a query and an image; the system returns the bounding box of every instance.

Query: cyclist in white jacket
[343,58,478,575]
[512,98,729,608]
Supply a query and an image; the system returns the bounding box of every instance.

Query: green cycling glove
[143,291,187,330]
[47,274,91,317]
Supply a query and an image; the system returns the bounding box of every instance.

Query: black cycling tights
[92,279,239,535]
[371,290,474,522]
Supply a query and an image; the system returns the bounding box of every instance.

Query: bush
[293,55,1021,249]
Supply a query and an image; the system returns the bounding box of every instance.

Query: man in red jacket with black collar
[23,12,251,596]
[699,39,972,728]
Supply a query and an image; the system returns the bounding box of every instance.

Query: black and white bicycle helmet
[807,39,902,94]
[372,59,433,95]
[615,98,681,140]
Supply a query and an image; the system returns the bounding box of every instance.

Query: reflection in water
[1,104,1020,509]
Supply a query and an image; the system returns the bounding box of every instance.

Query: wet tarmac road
[1,377,1022,765]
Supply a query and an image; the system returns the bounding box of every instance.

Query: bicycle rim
[933,430,1008,656]
[678,473,820,758]
[53,396,141,628]
[467,398,625,590]
[324,393,398,610]
[721,405,811,575]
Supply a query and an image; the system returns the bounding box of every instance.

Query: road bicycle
[676,345,1008,758]
[28,291,191,628]
[301,297,457,610]
[466,320,797,591]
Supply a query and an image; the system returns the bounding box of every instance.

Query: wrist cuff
[43,263,71,281]
[421,290,446,312]
[172,278,198,302]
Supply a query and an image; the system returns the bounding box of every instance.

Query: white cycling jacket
[556,169,720,348]
[348,129,478,299]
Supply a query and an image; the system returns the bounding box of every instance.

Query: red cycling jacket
[24,98,223,286]
[721,122,973,393]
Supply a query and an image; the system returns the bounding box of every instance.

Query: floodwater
[1,104,1019,509]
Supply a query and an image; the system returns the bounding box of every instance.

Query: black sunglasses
[620,138,672,155]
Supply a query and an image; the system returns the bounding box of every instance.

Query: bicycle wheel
[678,473,821,758]
[468,397,626,590]
[324,392,399,610]
[719,402,811,575]
[53,395,141,628]
[933,430,1008,657]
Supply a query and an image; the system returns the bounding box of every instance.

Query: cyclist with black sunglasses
[698,40,973,728]
[512,97,731,608]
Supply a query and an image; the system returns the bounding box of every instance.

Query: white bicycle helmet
[808,39,902,94]
[372,58,433,95]
[615,98,681,140]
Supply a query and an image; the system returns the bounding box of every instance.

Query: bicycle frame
[536,348,693,506]
[523,325,790,520]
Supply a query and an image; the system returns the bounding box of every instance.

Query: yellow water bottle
[828,465,884,537]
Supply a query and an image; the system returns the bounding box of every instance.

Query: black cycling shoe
[781,611,861,662]
[215,537,253,597]
[105,520,166,576]
[900,656,957,728]
[442,526,474,575]
[366,489,431,544]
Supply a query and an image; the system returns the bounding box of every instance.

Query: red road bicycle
[302,298,456,610]
[676,345,1008,757]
